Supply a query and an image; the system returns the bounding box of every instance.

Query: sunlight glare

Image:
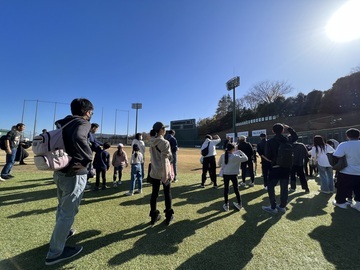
[326,0,360,42]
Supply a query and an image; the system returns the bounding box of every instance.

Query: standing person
[218,143,248,211]
[289,139,310,193]
[257,133,271,190]
[200,134,221,188]
[132,133,146,179]
[92,142,111,191]
[310,135,335,194]
[125,144,144,196]
[86,123,103,189]
[112,143,128,187]
[165,129,179,182]
[332,128,360,209]
[262,123,298,214]
[45,98,94,266]
[223,136,231,150]
[1,123,25,179]
[237,135,255,187]
[148,122,174,226]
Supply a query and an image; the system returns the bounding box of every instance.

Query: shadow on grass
[0,186,57,206]
[309,207,360,269]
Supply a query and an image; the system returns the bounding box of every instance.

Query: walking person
[218,143,248,211]
[92,142,111,191]
[45,98,94,266]
[257,133,271,190]
[310,135,335,194]
[148,122,174,226]
[125,143,144,195]
[200,134,221,188]
[112,143,128,187]
[1,123,25,179]
[262,123,298,214]
[237,135,255,187]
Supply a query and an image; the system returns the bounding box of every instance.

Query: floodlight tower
[131,103,142,134]
[226,76,240,141]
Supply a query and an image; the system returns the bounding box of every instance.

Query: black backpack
[0,135,7,150]
[201,142,210,157]
[276,141,294,168]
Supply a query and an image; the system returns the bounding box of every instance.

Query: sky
[1,0,359,139]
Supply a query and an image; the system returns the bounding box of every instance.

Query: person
[1,123,25,179]
[310,135,335,194]
[148,121,174,226]
[42,129,47,134]
[262,123,298,214]
[15,138,30,165]
[200,134,221,188]
[252,144,258,176]
[218,143,248,211]
[289,139,310,193]
[86,123,103,189]
[45,98,94,266]
[125,143,144,196]
[223,136,231,150]
[237,135,255,187]
[332,128,360,209]
[92,142,111,191]
[112,143,128,187]
[257,133,271,190]
[165,129,179,182]
[132,133,146,179]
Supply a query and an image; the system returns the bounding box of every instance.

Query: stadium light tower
[226,76,240,141]
[131,103,142,135]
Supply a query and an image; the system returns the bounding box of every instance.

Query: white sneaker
[0,176,5,182]
[248,182,254,187]
[112,182,118,188]
[134,190,142,194]
[332,200,349,209]
[223,203,229,211]
[350,201,360,212]
[117,181,122,185]
[239,182,246,187]
[125,191,133,196]
[233,202,242,211]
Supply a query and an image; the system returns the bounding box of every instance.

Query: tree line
[198,69,360,135]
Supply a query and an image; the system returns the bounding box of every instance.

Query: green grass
[1,148,360,270]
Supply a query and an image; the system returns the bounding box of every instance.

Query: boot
[149,210,161,225]
[164,209,174,226]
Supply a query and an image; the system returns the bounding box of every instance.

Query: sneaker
[248,182,254,187]
[125,191,133,196]
[66,229,76,240]
[112,182,118,188]
[350,201,360,212]
[223,203,229,211]
[332,200,349,209]
[134,190,142,194]
[200,184,205,188]
[239,182,246,187]
[1,175,11,180]
[45,246,83,266]
[276,205,286,213]
[117,181,122,185]
[0,176,5,182]
[233,202,242,211]
[262,206,278,214]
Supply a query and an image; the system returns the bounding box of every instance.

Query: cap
[118,143,124,148]
[260,133,266,138]
[239,135,246,140]
[152,122,169,132]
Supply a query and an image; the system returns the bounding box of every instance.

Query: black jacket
[264,127,298,167]
[238,141,253,159]
[55,115,93,175]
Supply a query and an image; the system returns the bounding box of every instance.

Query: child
[112,143,128,187]
[93,142,111,190]
[218,143,248,211]
[125,144,144,196]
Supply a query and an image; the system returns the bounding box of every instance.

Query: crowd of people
[1,100,359,266]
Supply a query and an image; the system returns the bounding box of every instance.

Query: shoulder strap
[60,118,77,130]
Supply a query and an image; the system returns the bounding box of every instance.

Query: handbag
[326,152,347,171]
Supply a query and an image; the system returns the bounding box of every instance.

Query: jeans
[317,165,334,192]
[172,151,177,179]
[223,174,241,205]
[149,176,172,212]
[1,147,17,176]
[47,171,87,259]
[267,167,290,209]
[130,163,142,192]
[201,155,217,185]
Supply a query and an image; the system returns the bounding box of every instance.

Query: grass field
[0,146,359,270]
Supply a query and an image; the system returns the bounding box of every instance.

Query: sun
[326,0,360,42]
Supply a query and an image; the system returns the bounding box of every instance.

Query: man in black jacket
[237,135,255,187]
[262,123,298,214]
[45,98,94,266]
[257,133,271,190]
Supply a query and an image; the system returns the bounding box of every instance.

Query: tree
[214,94,232,119]
[245,80,293,105]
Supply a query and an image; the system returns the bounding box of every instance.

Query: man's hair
[346,128,360,139]
[70,98,94,116]
[205,134,212,140]
[16,123,25,129]
[135,133,142,140]
[272,123,284,134]
[103,142,111,149]
[169,129,175,135]
[91,123,99,129]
